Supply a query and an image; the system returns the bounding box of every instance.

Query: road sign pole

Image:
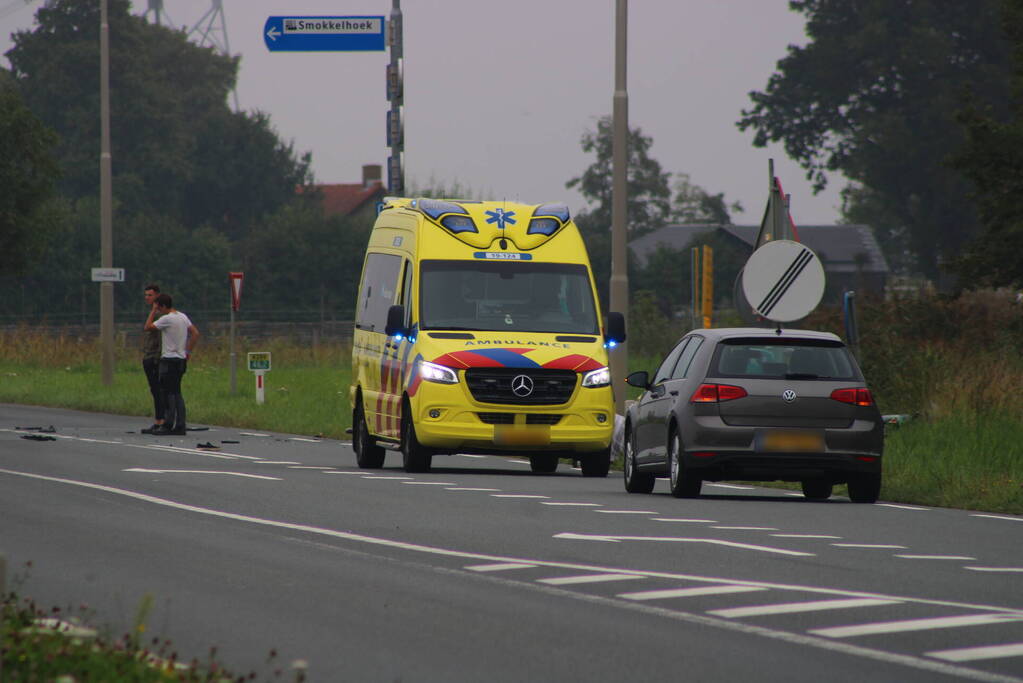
[387,0,404,195]
[230,307,237,394]
[255,371,265,404]
[609,0,629,416]
[100,0,114,387]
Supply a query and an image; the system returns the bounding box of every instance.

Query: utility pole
[100,0,115,386]
[609,0,629,415]
[387,0,404,195]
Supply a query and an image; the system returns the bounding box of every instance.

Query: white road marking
[707,483,755,490]
[876,503,930,511]
[596,510,659,514]
[4,467,1021,683]
[287,437,321,443]
[971,514,1023,523]
[362,476,413,480]
[255,461,301,465]
[553,533,814,556]
[240,432,270,437]
[77,438,123,444]
[832,544,907,549]
[772,534,842,539]
[321,471,369,475]
[446,487,500,491]
[965,567,1023,573]
[457,454,488,459]
[811,614,1023,638]
[895,555,977,561]
[287,466,335,470]
[538,573,645,586]
[144,445,238,460]
[123,468,280,481]
[541,502,602,507]
[928,643,1023,662]
[712,526,779,530]
[465,563,536,572]
[709,598,900,618]
[652,518,716,523]
[492,494,549,499]
[402,481,455,486]
[619,585,767,601]
[509,459,530,465]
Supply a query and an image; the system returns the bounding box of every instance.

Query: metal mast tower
[142,0,240,111]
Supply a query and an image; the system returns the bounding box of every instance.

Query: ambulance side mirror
[385,304,407,337]
[605,311,626,345]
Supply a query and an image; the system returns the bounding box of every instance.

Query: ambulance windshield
[420,260,599,334]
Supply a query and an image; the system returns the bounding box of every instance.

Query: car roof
[684,327,844,344]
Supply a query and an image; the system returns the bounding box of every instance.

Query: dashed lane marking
[254,461,300,465]
[361,476,413,480]
[553,533,814,556]
[811,614,1023,639]
[833,544,908,549]
[928,643,1023,663]
[402,481,456,486]
[123,468,281,481]
[965,567,1023,573]
[446,487,501,491]
[465,563,537,572]
[537,573,645,586]
[240,432,270,437]
[619,585,767,601]
[541,502,602,507]
[712,526,779,530]
[596,510,659,514]
[877,503,930,511]
[492,494,549,499]
[287,437,321,443]
[772,534,842,539]
[709,598,900,618]
[652,518,717,523]
[706,483,755,490]
[287,466,335,470]
[972,514,1023,523]
[895,555,977,561]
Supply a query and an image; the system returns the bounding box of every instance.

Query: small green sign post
[247,352,271,404]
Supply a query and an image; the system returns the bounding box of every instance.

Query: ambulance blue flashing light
[527,217,560,236]
[534,203,570,223]
[419,199,464,220]
[604,340,619,349]
[441,214,478,234]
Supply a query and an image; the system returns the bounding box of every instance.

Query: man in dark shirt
[140,284,165,434]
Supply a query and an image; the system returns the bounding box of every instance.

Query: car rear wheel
[530,454,559,473]
[580,449,611,477]
[668,430,701,498]
[801,479,833,501]
[401,401,432,473]
[353,399,385,469]
[847,473,881,503]
[624,428,655,494]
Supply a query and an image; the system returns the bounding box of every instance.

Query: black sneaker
[168,426,187,436]
[141,423,162,434]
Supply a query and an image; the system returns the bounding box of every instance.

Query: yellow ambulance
[350,197,625,476]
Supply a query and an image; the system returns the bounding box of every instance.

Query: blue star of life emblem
[485,208,517,229]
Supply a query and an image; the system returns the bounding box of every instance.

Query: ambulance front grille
[465,368,577,405]
[477,413,564,425]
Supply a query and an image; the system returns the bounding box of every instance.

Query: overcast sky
[2,0,847,225]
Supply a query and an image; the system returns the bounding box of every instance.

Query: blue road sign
[264,16,386,52]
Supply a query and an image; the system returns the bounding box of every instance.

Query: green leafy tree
[951,0,1023,289]
[5,0,311,238]
[737,0,1012,280]
[0,69,63,275]
[671,173,742,225]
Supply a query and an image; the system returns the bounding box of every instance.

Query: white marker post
[247,352,271,404]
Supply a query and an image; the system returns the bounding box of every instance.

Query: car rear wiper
[784,372,819,380]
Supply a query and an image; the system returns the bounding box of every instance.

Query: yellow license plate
[494,425,551,446]
[762,430,824,452]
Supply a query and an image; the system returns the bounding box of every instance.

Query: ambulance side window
[400,259,413,327]
[356,252,403,332]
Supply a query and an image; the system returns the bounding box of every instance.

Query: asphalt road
[1,403,1021,682]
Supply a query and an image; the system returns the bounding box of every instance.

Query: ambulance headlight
[581,366,611,388]
[419,361,458,384]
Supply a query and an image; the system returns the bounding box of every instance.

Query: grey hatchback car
[624,328,883,503]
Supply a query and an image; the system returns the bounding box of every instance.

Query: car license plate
[761,430,824,452]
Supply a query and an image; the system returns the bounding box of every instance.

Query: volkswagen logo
[782,389,797,403]
[511,374,535,397]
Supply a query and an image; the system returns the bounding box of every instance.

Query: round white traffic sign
[741,240,825,322]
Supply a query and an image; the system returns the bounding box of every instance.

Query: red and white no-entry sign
[229,271,244,311]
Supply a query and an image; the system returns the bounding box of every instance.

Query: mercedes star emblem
[511,374,535,397]
[782,389,797,403]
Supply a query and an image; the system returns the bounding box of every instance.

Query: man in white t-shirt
[144,293,200,436]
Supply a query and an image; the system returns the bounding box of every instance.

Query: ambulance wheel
[580,449,611,477]
[530,454,559,473]
[353,400,385,469]
[401,401,432,473]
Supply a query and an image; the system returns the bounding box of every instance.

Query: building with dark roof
[629,223,889,303]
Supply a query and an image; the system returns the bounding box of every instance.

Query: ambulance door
[354,251,404,437]
[380,257,416,438]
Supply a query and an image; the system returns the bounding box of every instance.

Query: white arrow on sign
[266,26,281,41]
[554,533,814,556]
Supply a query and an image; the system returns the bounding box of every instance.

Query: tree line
[3,0,1021,334]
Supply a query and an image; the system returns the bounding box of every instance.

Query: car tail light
[830,387,874,406]
[690,383,748,403]
[691,452,717,458]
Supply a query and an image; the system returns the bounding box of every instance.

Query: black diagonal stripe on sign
[758,249,812,316]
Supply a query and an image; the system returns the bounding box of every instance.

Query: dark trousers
[143,358,165,422]
[158,358,187,431]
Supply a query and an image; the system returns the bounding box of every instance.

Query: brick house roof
[312,182,386,217]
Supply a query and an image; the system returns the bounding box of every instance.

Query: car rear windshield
[710,338,860,380]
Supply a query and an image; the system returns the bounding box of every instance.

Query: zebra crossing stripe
[757,247,813,316]
[810,613,1023,638]
[927,643,1023,662]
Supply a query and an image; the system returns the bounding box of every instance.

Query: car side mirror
[605,311,626,345]
[625,370,649,389]
[384,304,407,337]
